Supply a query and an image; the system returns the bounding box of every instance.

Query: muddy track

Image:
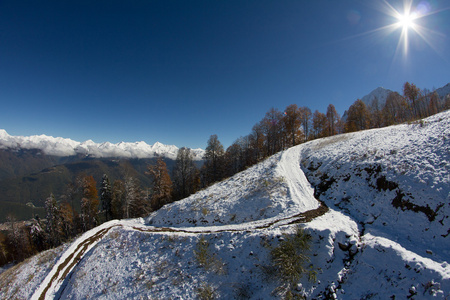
[133,200,329,234]
[32,225,121,300]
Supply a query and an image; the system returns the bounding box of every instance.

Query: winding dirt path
[31,146,329,300]
[31,224,122,300]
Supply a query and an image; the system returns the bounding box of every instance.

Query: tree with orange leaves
[147,158,173,211]
[345,99,371,132]
[81,175,99,231]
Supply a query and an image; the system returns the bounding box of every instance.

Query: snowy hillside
[1,111,449,299]
[0,130,205,160]
[301,112,449,262]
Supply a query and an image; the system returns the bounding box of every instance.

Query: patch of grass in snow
[407,118,427,127]
[255,176,287,200]
[196,282,217,300]
[233,283,253,300]
[229,213,236,222]
[154,259,169,275]
[37,248,58,265]
[0,264,19,295]
[194,236,226,275]
[26,272,35,284]
[265,226,317,299]
[162,234,178,243]
[311,134,349,150]
[107,229,120,240]
[202,207,209,216]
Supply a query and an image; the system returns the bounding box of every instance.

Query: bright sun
[383,0,437,57]
[396,12,416,30]
[339,0,443,60]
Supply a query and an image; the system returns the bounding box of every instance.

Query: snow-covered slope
[147,145,319,228]
[300,111,449,261]
[0,130,204,160]
[1,111,449,299]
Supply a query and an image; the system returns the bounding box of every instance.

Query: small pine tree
[45,193,62,247]
[124,175,148,218]
[100,174,113,221]
[30,219,46,252]
[111,180,125,219]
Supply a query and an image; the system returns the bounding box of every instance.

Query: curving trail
[276,145,319,212]
[31,223,122,300]
[31,146,328,300]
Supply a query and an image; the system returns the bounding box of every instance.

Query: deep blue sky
[1,1,449,149]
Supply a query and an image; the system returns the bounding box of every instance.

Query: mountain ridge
[0,129,205,160]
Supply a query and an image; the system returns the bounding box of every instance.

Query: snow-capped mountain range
[0,129,205,160]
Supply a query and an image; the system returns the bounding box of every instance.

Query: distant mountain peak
[435,82,450,99]
[0,130,204,160]
[0,129,8,137]
[360,87,393,107]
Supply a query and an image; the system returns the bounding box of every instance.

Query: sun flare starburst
[382,0,445,57]
[339,0,446,62]
[396,12,416,30]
